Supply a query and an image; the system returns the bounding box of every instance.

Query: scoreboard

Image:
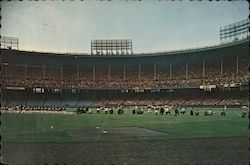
[91,39,133,55]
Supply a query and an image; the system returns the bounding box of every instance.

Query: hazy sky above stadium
[1,1,248,54]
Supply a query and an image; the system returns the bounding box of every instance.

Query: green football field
[1,107,249,164]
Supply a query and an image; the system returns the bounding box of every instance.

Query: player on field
[165,106,171,115]
[194,109,199,116]
[174,106,179,116]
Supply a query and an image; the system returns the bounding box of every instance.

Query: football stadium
[1,2,249,165]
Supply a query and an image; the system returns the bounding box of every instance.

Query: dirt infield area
[2,137,248,165]
[68,127,168,141]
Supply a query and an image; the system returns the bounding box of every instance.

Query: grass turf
[2,137,249,165]
[1,107,249,143]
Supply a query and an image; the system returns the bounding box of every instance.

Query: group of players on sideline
[0,105,68,114]
[74,105,249,117]
[1,105,248,118]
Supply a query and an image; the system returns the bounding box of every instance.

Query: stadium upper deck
[1,38,249,90]
[0,38,248,67]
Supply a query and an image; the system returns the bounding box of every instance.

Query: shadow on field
[1,137,248,165]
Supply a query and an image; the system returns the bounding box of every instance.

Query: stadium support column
[185,62,188,79]
[220,55,223,76]
[236,55,239,76]
[4,63,8,78]
[203,59,205,78]
[108,64,111,85]
[60,65,63,80]
[93,65,95,81]
[1,63,4,77]
[169,63,172,80]
[123,64,126,81]
[154,63,157,80]
[43,65,46,80]
[24,64,27,80]
[77,65,79,81]
[138,64,141,81]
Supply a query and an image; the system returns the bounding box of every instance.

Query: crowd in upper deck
[1,62,248,89]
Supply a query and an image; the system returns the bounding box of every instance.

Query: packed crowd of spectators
[1,63,248,89]
[96,98,248,107]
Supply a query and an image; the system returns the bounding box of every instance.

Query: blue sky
[1,1,248,53]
